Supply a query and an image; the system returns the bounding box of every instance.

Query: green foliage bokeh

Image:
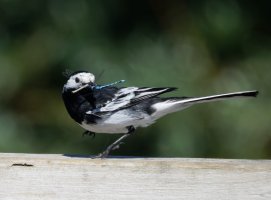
[0,0,270,158]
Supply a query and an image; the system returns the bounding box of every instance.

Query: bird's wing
[91,86,119,107]
[94,87,177,113]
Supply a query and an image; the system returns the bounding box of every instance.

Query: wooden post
[0,153,270,199]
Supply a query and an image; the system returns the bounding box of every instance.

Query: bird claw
[82,131,96,139]
[112,142,125,150]
[92,142,124,159]
[91,133,132,158]
[112,145,119,151]
[91,150,109,159]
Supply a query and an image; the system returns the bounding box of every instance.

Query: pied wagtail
[62,70,258,158]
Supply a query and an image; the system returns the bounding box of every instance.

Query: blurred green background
[0,0,270,158]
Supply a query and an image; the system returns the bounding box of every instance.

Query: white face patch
[65,72,95,89]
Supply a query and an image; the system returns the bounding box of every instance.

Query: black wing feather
[95,87,177,113]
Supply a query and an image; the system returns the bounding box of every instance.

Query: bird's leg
[93,126,135,159]
[93,134,129,158]
[82,131,96,139]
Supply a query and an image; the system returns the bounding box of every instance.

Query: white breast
[79,110,155,134]
[80,122,128,134]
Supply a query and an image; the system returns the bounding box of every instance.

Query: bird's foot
[82,131,96,139]
[92,150,110,159]
[112,142,124,151]
[92,142,124,159]
[91,128,135,159]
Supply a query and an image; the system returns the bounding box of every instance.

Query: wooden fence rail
[0,153,270,200]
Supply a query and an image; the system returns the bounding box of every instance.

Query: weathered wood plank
[0,153,270,200]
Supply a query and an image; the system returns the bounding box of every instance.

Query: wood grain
[0,153,270,200]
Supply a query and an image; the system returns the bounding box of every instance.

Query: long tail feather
[151,90,258,119]
[179,90,258,105]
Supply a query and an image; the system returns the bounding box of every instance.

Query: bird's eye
[75,77,80,83]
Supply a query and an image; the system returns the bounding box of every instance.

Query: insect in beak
[72,84,90,94]
[72,80,125,94]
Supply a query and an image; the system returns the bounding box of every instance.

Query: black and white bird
[62,71,258,158]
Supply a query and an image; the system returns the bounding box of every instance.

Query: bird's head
[64,71,95,93]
